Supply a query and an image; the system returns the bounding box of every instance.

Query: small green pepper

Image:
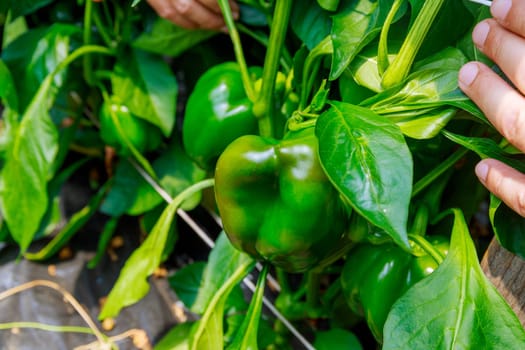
[341,235,449,341]
[182,62,261,170]
[214,127,351,272]
[99,97,162,156]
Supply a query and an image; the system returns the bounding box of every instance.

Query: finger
[491,0,525,37]
[146,0,198,29]
[471,19,525,94]
[173,0,228,30]
[458,62,525,153]
[475,159,525,217]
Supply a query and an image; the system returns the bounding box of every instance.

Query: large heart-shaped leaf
[383,209,525,349]
[316,101,412,249]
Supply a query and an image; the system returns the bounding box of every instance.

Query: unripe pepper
[182,62,262,170]
[214,127,351,272]
[99,97,162,156]
[341,235,450,341]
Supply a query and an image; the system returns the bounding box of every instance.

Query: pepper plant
[1,0,525,349]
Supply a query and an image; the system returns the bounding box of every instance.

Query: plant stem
[237,23,293,72]
[409,204,429,237]
[306,270,321,310]
[218,0,256,102]
[92,9,114,48]
[377,0,404,75]
[276,268,291,294]
[411,147,469,198]
[408,233,445,264]
[381,0,446,88]
[0,322,96,335]
[254,0,292,137]
[83,0,95,86]
[0,280,108,345]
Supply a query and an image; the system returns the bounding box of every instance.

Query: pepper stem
[217,0,256,102]
[253,0,292,137]
[409,205,429,237]
[306,270,321,310]
[377,0,404,76]
[408,234,445,265]
[381,0,446,88]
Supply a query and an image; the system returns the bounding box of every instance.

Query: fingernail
[472,21,490,48]
[491,0,512,21]
[475,162,489,182]
[220,26,229,34]
[458,62,480,87]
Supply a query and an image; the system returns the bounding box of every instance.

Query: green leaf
[489,196,525,260]
[0,36,79,251]
[100,141,206,216]
[3,14,28,49]
[361,48,469,114]
[348,41,400,93]
[191,233,255,313]
[2,24,80,111]
[290,0,331,50]
[317,0,340,11]
[316,101,412,249]
[25,182,109,261]
[111,48,177,137]
[189,232,255,350]
[169,262,207,308]
[314,328,363,350]
[227,265,268,350]
[98,179,214,319]
[132,19,215,58]
[0,59,18,112]
[383,209,525,349]
[330,0,401,80]
[395,107,456,139]
[6,0,53,19]
[88,217,119,269]
[155,322,194,350]
[441,130,525,173]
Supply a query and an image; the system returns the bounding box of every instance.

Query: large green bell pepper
[99,96,162,156]
[214,127,351,272]
[341,235,450,341]
[182,62,261,170]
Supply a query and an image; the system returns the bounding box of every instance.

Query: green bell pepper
[182,62,262,170]
[214,127,351,272]
[341,235,450,341]
[99,96,162,156]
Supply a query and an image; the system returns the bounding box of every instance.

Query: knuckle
[500,108,525,149]
[515,191,525,217]
[514,62,525,93]
[157,7,176,19]
[486,167,504,195]
[486,28,505,62]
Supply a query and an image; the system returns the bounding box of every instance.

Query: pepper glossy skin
[214,127,351,272]
[341,235,450,341]
[182,62,261,170]
[99,97,162,156]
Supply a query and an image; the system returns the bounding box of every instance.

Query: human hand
[458,0,525,216]
[146,0,239,30]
